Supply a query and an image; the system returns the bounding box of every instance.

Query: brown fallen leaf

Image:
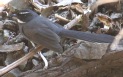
[96,13,112,27]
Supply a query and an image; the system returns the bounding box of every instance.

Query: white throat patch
[17,19,25,23]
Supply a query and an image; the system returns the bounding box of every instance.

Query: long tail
[59,29,114,43]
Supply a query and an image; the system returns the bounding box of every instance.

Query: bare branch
[64,15,82,29]
[0,45,44,76]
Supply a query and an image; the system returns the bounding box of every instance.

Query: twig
[110,29,123,50]
[55,14,70,22]
[64,15,82,29]
[0,45,44,76]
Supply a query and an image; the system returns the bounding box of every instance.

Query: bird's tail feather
[59,29,114,43]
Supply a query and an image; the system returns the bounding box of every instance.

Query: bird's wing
[21,23,63,53]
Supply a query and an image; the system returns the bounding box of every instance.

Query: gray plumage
[16,9,114,53]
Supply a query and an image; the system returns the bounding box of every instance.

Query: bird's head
[12,9,38,23]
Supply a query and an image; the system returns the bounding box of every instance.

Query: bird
[14,9,114,53]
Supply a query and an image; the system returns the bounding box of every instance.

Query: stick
[0,45,44,76]
[55,14,70,22]
[110,29,123,50]
[64,15,82,29]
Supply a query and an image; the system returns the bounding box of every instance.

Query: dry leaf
[0,42,24,52]
[96,13,112,27]
[54,0,83,6]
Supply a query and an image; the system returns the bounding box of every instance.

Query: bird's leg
[38,52,48,69]
[30,41,48,69]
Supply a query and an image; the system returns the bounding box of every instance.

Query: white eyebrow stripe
[19,12,30,14]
